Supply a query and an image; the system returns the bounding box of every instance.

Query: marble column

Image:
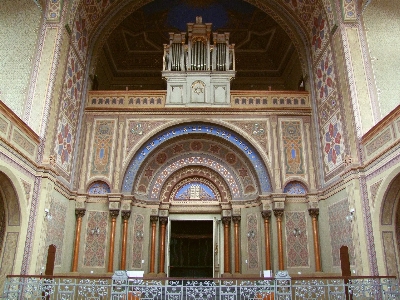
[72,209,85,272]
[274,209,285,270]
[107,210,119,272]
[309,208,322,272]
[149,216,158,274]
[222,216,231,274]
[158,217,168,275]
[232,216,241,274]
[262,210,272,271]
[120,211,131,270]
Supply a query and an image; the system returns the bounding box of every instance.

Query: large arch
[372,167,400,277]
[122,122,272,195]
[0,169,26,290]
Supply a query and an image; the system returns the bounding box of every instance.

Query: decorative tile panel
[90,120,116,178]
[0,232,18,288]
[341,0,357,23]
[131,214,144,269]
[247,213,259,270]
[11,129,36,157]
[285,212,309,267]
[328,199,355,267]
[83,211,108,267]
[281,121,305,177]
[365,128,393,157]
[45,198,67,267]
[369,179,382,207]
[322,113,345,174]
[382,231,399,277]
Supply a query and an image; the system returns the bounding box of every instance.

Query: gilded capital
[159,217,168,225]
[75,209,86,219]
[308,208,319,219]
[222,216,231,225]
[273,209,284,219]
[262,210,272,220]
[121,211,131,220]
[232,216,241,224]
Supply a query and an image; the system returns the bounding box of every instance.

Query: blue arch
[122,122,272,193]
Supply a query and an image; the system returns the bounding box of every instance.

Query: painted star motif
[173,144,183,153]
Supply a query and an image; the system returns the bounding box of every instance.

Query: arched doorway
[378,173,400,277]
[0,172,22,290]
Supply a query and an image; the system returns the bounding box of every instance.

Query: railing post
[112,270,129,299]
[275,270,291,298]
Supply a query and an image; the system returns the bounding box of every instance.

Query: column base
[221,273,232,278]
[157,272,167,277]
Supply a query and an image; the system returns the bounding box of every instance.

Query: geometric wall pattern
[285,211,309,267]
[83,211,108,267]
[328,199,355,267]
[247,213,259,270]
[45,198,67,267]
[131,214,144,269]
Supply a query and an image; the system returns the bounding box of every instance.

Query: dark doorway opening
[169,220,213,277]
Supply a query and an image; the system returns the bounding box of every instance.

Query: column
[158,217,168,275]
[120,211,131,270]
[309,208,322,272]
[222,217,231,274]
[262,210,272,271]
[274,209,284,270]
[108,210,119,273]
[72,209,85,272]
[149,216,158,274]
[232,216,241,274]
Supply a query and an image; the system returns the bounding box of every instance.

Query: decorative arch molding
[146,155,242,200]
[122,122,272,194]
[158,166,232,203]
[380,174,400,226]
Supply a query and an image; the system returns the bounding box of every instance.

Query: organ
[162,16,235,106]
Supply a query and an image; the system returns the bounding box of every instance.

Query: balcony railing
[3,271,400,299]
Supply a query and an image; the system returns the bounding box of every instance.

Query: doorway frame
[166,214,222,278]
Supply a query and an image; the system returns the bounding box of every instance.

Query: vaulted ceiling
[95,0,303,91]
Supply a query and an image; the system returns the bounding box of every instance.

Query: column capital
[159,216,168,225]
[110,210,119,219]
[232,216,241,224]
[121,211,131,220]
[75,209,86,218]
[150,216,158,224]
[273,209,284,219]
[308,208,319,219]
[262,210,272,220]
[222,216,231,225]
